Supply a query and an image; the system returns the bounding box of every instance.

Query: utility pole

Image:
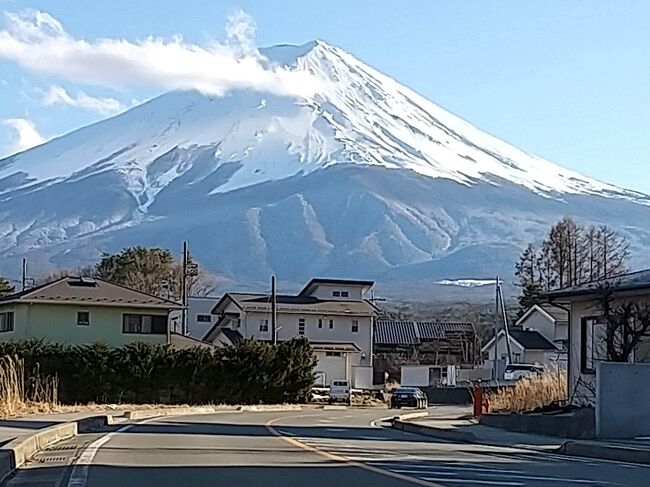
[496,276,513,365]
[181,241,188,335]
[494,276,500,378]
[21,258,27,291]
[271,275,277,345]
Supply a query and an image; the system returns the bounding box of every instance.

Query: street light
[274,326,283,344]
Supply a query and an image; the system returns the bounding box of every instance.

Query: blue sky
[1,0,648,193]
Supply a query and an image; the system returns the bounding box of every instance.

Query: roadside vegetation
[0,338,316,413]
[487,372,567,413]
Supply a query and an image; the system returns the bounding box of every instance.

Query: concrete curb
[393,411,429,421]
[391,418,477,442]
[0,404,304,483]
[125,406,227,421]
[559,440,650,465]
[0,414,116,484]
[237,405,303,413]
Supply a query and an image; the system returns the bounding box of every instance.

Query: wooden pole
[21,258,27,292]
[271,275,277,345]
[181,241,188,335]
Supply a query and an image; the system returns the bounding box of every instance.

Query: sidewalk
[0,410,130,446]
[405,413,650,463]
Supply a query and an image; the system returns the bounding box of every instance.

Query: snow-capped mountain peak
[1,40,645,207]
[1,40,649,292]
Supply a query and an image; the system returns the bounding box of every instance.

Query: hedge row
[0,338,316,405]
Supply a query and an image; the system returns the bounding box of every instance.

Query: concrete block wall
[596,362,650,439]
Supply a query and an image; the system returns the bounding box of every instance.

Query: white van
[503,364,544,381]
[329,379,352,404]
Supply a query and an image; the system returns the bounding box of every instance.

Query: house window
[581,316,607,374]
[333,291,340,297]
[77,311,90,326]
[341,291,349,298]
[196,314,212,323]
[122,314,167,335]
[298,318,305,335]
[318,318,323,329]
[329,319,334,330]
[513,353,521,363]
[325,351,342,357]
[0,312,14,332]
[259,319,269,332]
[351,320,359,333]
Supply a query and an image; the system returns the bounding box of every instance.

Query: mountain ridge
[0,40,649,294]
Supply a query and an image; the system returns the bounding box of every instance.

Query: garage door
[315,353,347,385]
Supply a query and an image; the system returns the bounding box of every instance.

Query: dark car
[390,387,427,409]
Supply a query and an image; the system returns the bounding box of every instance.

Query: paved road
[6,407,650,487]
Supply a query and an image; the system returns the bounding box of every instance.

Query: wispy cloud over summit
[0,9,322,98]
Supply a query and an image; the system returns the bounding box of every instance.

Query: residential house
[516,303,569,352]
[373,321,480,383]
[0,276,183,346]
[546,269,650,404]
[169,296,219,338]
[202,278,378,388]
[482,328,560,367]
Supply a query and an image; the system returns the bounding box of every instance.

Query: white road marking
[421,477,523,486]
[67,424,133,487]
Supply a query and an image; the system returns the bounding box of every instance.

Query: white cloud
[0,9,323,98]
[3,117,45,153]
[41,85,125,115]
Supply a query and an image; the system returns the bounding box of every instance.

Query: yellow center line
[265,416,445,487]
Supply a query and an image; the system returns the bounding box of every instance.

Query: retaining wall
[597,362,650,439]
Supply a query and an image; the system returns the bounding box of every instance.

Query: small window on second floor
[77,311,90,326]
[351,320,359,333]
[332,291,340,297]
[260,319,269,332]
[341,291,349,298]
[0,311,14,332]
[298,318,305,335]
[329,319,334,330]
[196,314,212,323]
[318,318,323,329]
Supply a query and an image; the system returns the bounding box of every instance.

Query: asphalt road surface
[5,407,650,487]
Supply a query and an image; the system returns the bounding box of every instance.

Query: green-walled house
[0,276,184,346]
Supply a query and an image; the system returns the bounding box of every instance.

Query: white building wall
[309,284,365,301]
[519,311,555,343]
[169,296,219,339]
[567,293,650,405]
[242,311,373,364]
[484,334,525,362]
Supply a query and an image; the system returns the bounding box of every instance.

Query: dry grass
[487,372,567,413]
[0,355,59,418]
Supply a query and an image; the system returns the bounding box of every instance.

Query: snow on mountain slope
[1,40,646,207]
[1,40,649,293]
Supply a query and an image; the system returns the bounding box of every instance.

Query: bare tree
[599,285,650,362]
[515,218,629,315]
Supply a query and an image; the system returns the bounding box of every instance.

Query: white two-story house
[203,278,378,388]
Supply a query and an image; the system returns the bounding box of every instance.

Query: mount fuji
[1,40,649,297]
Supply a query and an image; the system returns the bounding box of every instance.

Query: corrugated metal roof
[374,320,476,345]
[415,322,446,340]
[374,321,421,345]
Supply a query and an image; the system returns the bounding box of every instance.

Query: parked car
[390,387,427,409]
[329,379,352,404]
[503,364,544,381]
